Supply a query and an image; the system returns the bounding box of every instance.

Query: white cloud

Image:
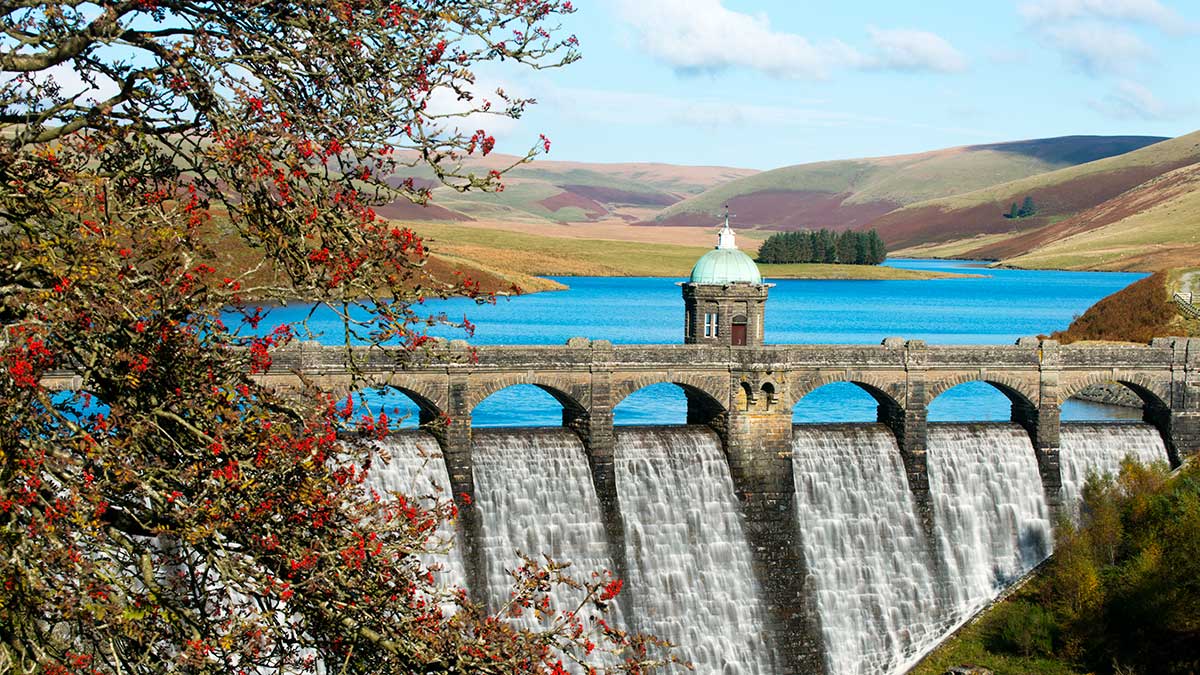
[541,86,992,137]
[864,27,969,73]
[422,78,522,137]
[1040,22,1152,74]
[613,0,860,79]
[1019,0,1197,34]
[613,0,966,79]
[1089,79,1190,119]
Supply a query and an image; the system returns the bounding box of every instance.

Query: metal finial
[717,205,737,250]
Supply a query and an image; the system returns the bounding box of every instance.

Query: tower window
[704,312,719,337]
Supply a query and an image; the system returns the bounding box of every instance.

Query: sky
[483,0,1200,170]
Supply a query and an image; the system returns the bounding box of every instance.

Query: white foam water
[927,424,1052,615]
[615,426,775,674]
[366,431,467,599]
[471,428,624,632]
[1060,423,1170,512]
[791,425,956,675]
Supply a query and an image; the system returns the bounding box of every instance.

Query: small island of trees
[756,229,888,265]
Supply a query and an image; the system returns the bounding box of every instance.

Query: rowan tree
[0,2,682,673]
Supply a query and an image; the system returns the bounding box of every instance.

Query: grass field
[412,222,975,280]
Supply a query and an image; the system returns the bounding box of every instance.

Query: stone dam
[43,337,1200,674]
[272,338,1198,673]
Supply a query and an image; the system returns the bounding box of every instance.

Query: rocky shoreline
[1074,382,1143,408]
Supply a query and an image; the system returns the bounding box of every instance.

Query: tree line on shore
[755,229,887,265]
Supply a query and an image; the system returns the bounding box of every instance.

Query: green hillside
[877,131,1200,251]
[652,136,1164,230]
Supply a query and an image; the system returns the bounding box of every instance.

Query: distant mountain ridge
[381,133,1199,274]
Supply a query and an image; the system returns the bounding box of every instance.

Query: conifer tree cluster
[1004,196,1038,219]
[756,229,887,265]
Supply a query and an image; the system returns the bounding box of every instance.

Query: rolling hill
[375,132,1198,278]
[974,162,1200,270]
[647,136,1165,230]
[381,153,758,225]
[878,131,1200,252]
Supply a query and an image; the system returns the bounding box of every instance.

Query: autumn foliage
[984,459,1200,674]
[0,2,680,673]
[1051,272,1179,344]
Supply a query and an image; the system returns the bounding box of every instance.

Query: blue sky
[485,0,1200,169]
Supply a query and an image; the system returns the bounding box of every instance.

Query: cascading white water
[1060,423,1170,511]
[927,424,1052,615]
[791,425,957,675]
[366,431,467,603]
[370,422,1169,675]
[471,429,624,629]
[615,426,774,674]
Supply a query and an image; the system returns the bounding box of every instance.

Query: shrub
[985,601,1058,657]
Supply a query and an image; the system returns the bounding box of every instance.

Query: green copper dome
[689,248,762,284]
[688,216,762,284]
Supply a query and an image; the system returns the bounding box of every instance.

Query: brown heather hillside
[994,162,1200,272]
[879,131,1200,251]
[956,162,1200,261]
[1050,271,1197,344]
[872,165,1180,249]
[380,152,759,225]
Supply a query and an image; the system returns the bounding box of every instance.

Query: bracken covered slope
[649,135,1164,231]
[991,162,1200,271]
[877,131,1200,251]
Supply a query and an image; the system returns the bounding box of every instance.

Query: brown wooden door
[731,322,747,346]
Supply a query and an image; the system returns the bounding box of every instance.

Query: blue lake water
[254,259,1148,427]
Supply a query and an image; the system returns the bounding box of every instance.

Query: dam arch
[348,382,447,431]
[790,376,906,431]
[463,372,590,420]
[1060,376,1181,467]
[926,375,1040,418]
[612,375,728,430]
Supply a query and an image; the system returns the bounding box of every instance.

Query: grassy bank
[201,219,565,297]
[910,610,1083,675]
[412,222,976,281]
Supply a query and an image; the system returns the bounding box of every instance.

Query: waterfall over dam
[615,427,775,674]
[927,424,1052,625]
[471,429,626,629]
[372,422,1171,675]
